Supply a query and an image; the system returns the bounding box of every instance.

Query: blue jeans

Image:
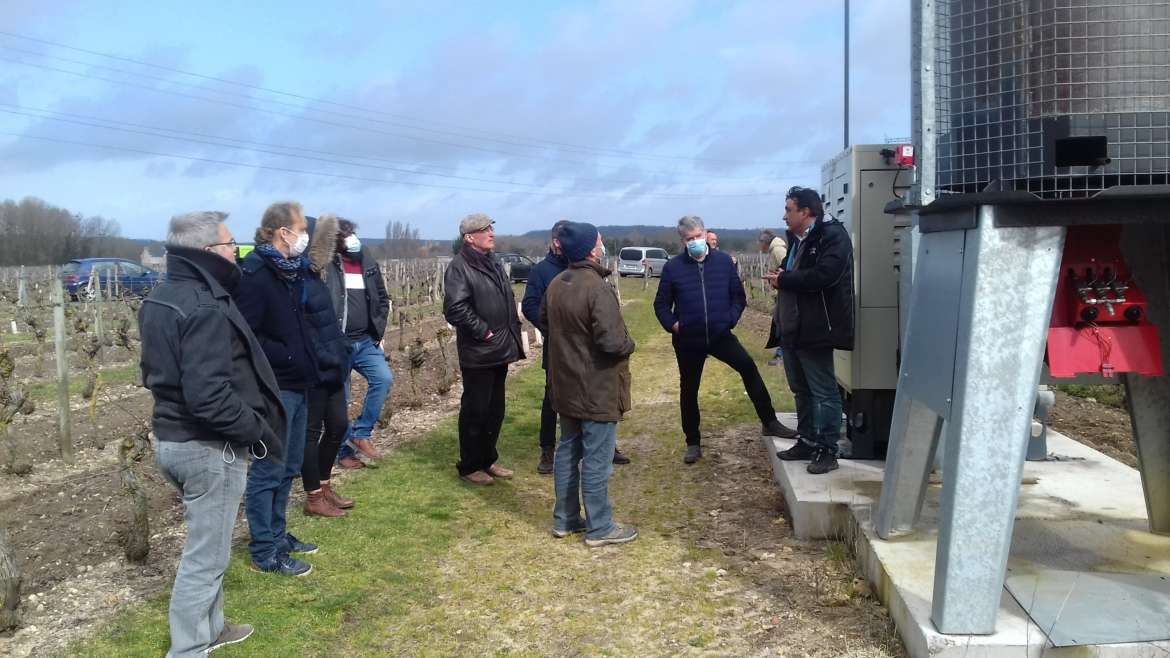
[781,347,842,455]
[156,439,247,658]
[338,337,393,458]
[553,418,617,540]
[245,390,308,563]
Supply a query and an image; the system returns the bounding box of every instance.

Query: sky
[0,0,911,241]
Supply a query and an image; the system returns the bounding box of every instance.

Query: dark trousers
[539,369,558,451]
[781,347,843,455]
[302,385,349,492]
[458,365,508,475]
[675,333,776,446]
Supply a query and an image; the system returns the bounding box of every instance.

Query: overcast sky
[0,0,910,240]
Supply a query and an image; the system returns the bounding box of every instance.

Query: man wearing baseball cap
[442,213,525,485]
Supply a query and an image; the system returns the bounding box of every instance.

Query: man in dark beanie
[541,222,638,547]
[443,213,525,485]
[522,220,630,474]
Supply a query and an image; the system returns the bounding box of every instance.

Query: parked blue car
[61,258,162,301]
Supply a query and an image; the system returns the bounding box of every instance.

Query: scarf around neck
[256,243,305,281]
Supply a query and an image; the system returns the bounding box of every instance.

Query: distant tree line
[0,197,137,266]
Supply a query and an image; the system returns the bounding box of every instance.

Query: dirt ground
[1047,390,1138,467]
[0,315,460,658]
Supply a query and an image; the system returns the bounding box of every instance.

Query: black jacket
[236,251,320,391]
[521,250,567,369]
[304,273,352,391]
[138,248,287,462]
[653,249,745,352]
[325,251,391,344]
[443,247,524,369]
[769,218,855,351]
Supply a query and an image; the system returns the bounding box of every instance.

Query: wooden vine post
[51,278,74,464]
[0,527,21,632]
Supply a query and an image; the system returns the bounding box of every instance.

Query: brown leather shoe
[321,482,354,510]
[338,455,365,470]
[352,438,383,460]
[486,463,514,480]
[304,491,346,518]
[460,470,495,486]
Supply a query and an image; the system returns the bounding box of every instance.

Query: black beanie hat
[559,221,599,262]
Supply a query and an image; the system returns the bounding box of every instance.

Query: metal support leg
[1121,224,1170,534]
[931,216,1066,634]
[875,398,943,538]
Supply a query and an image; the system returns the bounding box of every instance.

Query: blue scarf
[255,243,305,282]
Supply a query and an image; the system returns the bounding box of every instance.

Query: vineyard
[0,256,565,654]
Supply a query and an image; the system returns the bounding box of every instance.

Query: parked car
[499,253,536,282]
[617,247,671,277]
[61,258,162,301]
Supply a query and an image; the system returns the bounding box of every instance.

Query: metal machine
[822,145,911,459]
[876,0,1170,636]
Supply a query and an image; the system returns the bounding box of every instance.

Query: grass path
[70,278,901,657]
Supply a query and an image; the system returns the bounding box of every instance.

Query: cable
[1,53,798,182]
[0,30,819,168]
[0,131,781,199]
[0,104,758,191]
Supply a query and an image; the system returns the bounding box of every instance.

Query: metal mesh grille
[934,0,1170,198]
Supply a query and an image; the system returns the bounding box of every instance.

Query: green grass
[67,278,796,657]
[25,363,139,403]
[1055,383,1127,409]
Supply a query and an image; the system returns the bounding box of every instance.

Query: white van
[617,247,671,278]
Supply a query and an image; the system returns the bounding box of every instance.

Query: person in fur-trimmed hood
[323,218,393,469]
[298,214,356,517]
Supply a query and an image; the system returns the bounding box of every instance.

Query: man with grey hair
[443,213,525,485]
[654,215,797,464]
[139,212,287,657]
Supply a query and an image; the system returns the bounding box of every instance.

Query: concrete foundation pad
[763,413,1170,657]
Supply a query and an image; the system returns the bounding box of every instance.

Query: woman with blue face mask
[653,215,798,465]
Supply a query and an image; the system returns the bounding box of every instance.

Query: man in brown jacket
[541,222,638,547]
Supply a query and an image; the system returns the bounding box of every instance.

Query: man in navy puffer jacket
[654,215,797,464]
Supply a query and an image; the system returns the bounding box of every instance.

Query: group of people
[139,203,393,656]
[137,185,854,656]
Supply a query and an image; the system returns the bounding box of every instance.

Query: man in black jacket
[443,213,525,485]
[139,211,287,657]
[767,187,855,474]
[521,220,629,474]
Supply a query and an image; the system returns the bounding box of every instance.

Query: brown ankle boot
[321,482,354,509]
[304,491,346,517]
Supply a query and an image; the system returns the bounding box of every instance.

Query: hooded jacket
[303,215,353,390]
[521,249,568,369]
[768,217,855,351]
[653,248,745,352]
[443,246,525,369]
[139,247,287,462]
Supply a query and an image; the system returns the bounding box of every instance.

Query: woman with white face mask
[234,201,321,577]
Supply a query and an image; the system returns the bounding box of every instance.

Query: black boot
[807,450,839,475]
[537,448,554,475]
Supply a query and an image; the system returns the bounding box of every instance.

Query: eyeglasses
[206,239,238,249]
[473,225,495,234]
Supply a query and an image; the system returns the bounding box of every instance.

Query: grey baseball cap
[459,213,495,235]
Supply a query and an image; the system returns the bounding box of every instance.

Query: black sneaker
[683,445,702,464]
[537,449,554,475]
[284,533,318,555]
[612,447,631,465]
[762,419,799,439]
[251,555,312,577]
[208,623,254,653]
[776,441,816,461]
[807,450,839,475]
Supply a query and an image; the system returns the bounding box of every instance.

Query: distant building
[141,245,166,271]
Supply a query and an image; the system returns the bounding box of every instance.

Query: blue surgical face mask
[686,237,708,259]
[344,235,361,253]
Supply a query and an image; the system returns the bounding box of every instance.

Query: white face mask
[287,229,309,257]
[344,235,361,253]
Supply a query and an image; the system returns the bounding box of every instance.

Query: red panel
[1047,326,1163,378]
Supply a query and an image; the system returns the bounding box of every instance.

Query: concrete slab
[762,413,1170,657]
